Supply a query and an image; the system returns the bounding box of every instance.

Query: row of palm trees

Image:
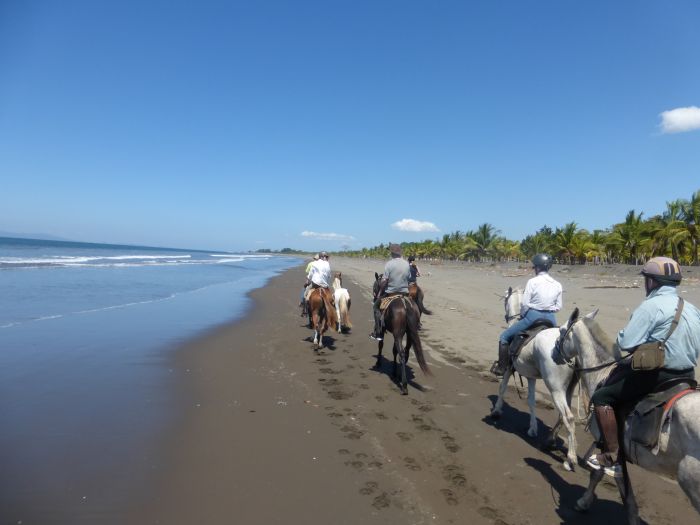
[340,190,700,266]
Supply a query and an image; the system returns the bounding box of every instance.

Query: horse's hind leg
[678,455,700,513]
[375,339,384,369]
[549,388,577,471]
[526,378,538,437]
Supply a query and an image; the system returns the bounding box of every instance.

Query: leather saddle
[622,377,698,463]
[508,319,555,360]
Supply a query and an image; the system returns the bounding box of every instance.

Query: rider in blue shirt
[588,256,700,478]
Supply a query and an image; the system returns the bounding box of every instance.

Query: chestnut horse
[408,283,432,316]
[372,273,431,394]
[307,286,338,350]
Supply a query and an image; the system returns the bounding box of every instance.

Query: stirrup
[369,332,383,342]
[586,454,622,478]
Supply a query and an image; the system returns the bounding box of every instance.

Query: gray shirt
[384,257,410,293]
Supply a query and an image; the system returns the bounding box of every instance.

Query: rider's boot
[490,341,510,376]
[587,405,622,478]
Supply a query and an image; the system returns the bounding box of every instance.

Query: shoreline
[127,260,698,523]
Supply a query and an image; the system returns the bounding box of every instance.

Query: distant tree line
[337,189,700,266]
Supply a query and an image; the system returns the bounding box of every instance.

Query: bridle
[555,316,630,372]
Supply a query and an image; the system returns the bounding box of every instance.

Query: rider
[300,253,320,314]
[587,256,700,478]
[305,251,332,301]
[492,253,563,376]
[370,243,410,341]
[408,255,421,284]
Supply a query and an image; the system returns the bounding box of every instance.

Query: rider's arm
[617,305,656,351]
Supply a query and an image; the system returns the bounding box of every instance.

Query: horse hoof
[574,499,590,513]
[490,411,501,420]
[563,460,574,472]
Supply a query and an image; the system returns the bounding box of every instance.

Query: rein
[555,318,630,372]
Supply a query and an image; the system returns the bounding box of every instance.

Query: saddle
[623,378,698,463]
[508,319,554,361]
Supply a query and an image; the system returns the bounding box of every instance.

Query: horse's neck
[333,279,342,289]
[574,322,618,396]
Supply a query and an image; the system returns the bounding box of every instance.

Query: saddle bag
[630,297,684,371]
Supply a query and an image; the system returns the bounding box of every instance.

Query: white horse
[491,286,580,471]
[332,273,352,333]
[557,308,700,521]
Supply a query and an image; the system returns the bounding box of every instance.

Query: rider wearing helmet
[587,256,700,478]
[492,253,563,376]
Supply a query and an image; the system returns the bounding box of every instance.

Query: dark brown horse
[307,286,338,350]
[373,273,431,394]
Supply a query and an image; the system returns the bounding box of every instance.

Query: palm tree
[681,190,700,265]
[470,223,500,261]
[608,210,647,264]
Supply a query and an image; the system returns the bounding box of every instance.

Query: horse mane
[581,316,620,359]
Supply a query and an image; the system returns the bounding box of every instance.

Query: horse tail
[322,289,339,332]
[405,299,431,375]
[416,286,432,315]
[345,297,352,328]
[339,294,352,328]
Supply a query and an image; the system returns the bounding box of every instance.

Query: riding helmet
[640,257,682,286]
[532,253,552,272]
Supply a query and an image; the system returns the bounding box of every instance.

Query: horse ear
[584,309,599,320]
[568,307,580,325]
[375,272,379,280]
[507,286,512,295]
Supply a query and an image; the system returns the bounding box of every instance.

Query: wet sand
[129,259,699,524]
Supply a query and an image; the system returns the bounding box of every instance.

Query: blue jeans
[499,309,557,344]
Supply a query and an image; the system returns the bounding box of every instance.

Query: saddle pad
[380,294,403,311]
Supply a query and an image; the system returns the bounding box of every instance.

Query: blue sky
[1,1,699,252]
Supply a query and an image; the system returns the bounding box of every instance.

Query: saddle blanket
[380,294,406,311]
[508,321,553,361]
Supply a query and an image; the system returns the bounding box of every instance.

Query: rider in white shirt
[491,253,563,376]
[305,251,331,294]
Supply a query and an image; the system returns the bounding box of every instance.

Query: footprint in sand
[375,395,386,403]
[345,460,364,470]
[442,464,467,487]
[337,449,351,455]
[374,412,388,420]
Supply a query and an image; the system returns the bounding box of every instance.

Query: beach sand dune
[130,259,699,524]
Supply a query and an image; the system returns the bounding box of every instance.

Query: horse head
[503,286,522,323]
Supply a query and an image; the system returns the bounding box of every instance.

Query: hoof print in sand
[440,488,459,506]
[359,481,379,496]
[372,492,391,510]
[396,431,413,442]
[441,434,461,453]
[404,457,421,471]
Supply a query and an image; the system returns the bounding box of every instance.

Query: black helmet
[640,257,682,286]
[408,255,416,262]
[532,253,552,272]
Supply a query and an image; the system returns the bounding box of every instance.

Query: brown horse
[408,282,432,316]
[307,286,338,350]
[373,273,431,394]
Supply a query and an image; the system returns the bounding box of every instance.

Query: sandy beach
[122,257,700,524]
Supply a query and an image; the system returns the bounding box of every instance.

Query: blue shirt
[617,286,700,370]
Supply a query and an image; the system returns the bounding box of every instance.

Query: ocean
[0,237,301,522]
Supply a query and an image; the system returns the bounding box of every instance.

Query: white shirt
[307,259,331,288]
[520,271,562,316]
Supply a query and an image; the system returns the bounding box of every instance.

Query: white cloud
[659,106,700,134]
[391,218,440,233]
[301,231,356,242]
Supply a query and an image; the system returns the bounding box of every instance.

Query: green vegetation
[339,189,700,266]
